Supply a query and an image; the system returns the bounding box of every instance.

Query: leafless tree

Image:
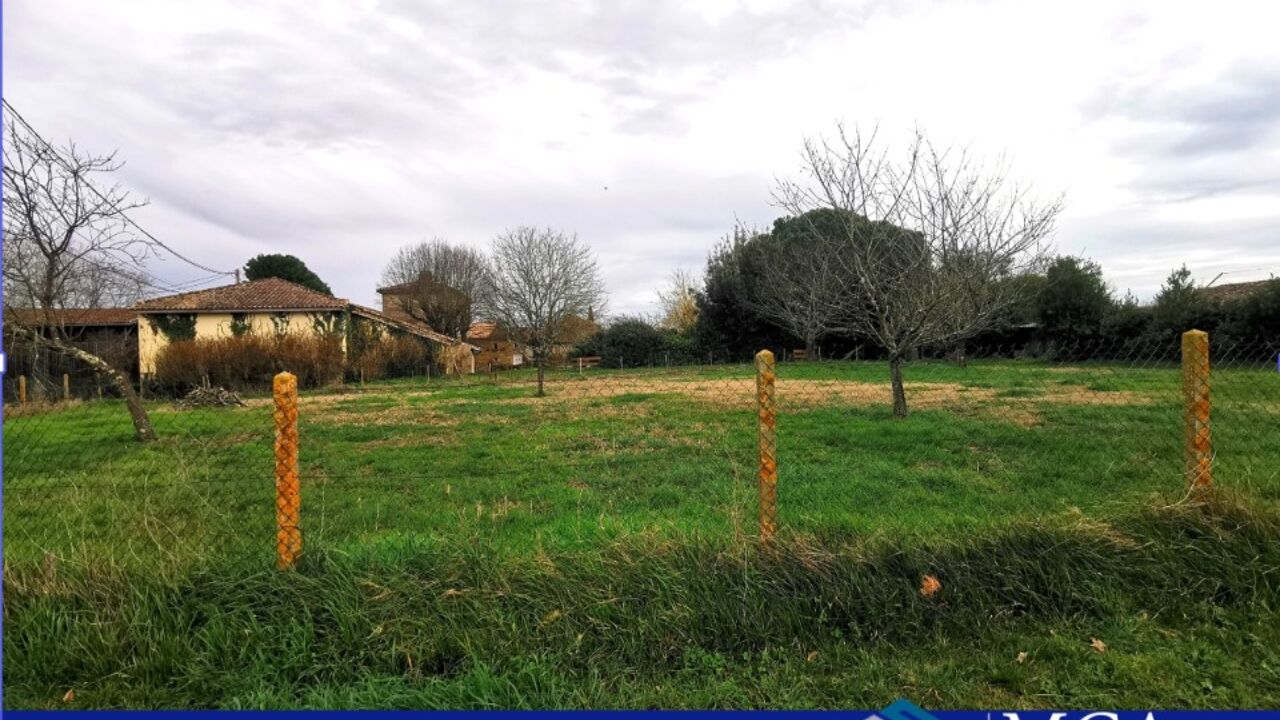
[2,114,156,440]
[380,238,490,337]
[747,210,858,358]
[775,125,1060,416]
[655,268,699,333]
[481,227,607,396]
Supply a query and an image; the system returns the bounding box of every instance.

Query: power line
[2,98,239,279]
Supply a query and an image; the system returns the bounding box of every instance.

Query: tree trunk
[889,354,908,418]
[536,357,546,397]
[805,335,818,360]
[9,325,156,441]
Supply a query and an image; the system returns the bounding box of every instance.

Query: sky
[5,0,1280,316]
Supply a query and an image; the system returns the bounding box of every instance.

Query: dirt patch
[495,377,1156,418]
[310,404,461,428]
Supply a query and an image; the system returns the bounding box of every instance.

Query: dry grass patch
[311,404,461,428]
[498,377,1158,418]
[3,399,87,420]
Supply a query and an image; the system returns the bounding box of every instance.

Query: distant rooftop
[135,277,346,312]
[5,307,137,326]
[1199,279,1277,304]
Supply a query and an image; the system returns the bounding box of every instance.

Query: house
[3,307,141,388]
[550,313,600,361]
[465,313,600,370]
[4,307,138,362]
[467,321,523,371]
[133,277,476,378]
[376,273,471,329]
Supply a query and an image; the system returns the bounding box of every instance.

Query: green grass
[4,358,1280,708]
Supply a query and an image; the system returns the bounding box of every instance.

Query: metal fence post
[755,349,777,541]
[274,371,302,569]
[1181,329,1213,495]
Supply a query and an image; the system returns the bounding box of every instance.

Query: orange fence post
[755,349,778,541]
[274,371,302,569]
[18,375,27,404]
[1181,329,1213,495]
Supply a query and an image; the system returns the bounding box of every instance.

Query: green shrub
[576,316,698,366]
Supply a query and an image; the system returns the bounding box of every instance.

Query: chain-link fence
[4,332,1279,574]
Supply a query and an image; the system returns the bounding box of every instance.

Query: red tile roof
[376,281,416,295]
[135,278,347,312]
[466,321,499,341]
[132,278,479,347]
[1199,279,1277,304]
[351,305,477,350]
[5,307,137,326]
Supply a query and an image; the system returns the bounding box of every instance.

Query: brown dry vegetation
[492,378,1160,428]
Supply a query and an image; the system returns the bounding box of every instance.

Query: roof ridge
[136,276,348,311]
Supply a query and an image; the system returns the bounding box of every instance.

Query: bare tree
[747,209,859,358]
[481,227,607,396]
[655,268,699,333]
[3,112,156,440]
[380,238,490,337]
[775,125,1060,416]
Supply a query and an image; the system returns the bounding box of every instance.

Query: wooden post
[755,350,777,541]
[62,373,70,401]
[18,375,28,404]
[359,367,365,388]
[1182,329,1213,495]
[274,372,301,569]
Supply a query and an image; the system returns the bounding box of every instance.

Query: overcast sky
[5,0,1280,316]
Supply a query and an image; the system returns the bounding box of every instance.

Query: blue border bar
[7,707,1280,712]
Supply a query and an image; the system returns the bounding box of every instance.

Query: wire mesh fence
[3,332,1279,574]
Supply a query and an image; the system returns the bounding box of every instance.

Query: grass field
[4,358,1280,708]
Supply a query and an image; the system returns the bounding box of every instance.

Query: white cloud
[5,0,1279,314]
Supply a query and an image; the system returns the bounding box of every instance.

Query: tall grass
[4,494,1280,708]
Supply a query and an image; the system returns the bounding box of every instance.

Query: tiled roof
[135,278,347,312]
[5,307,137,326]
[466,321,498,341]
[1199,279,1277,304]
[376,281,417,295]
[351,305,478,350]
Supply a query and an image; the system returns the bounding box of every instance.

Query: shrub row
[153,334,345,392]
[153,332,438,393]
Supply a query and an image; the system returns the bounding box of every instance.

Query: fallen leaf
[441,588,467,599]
[806,650,820,663]
[919,574,942,597]
[1090,637,1107,653]
[1016,651,1028,664]
[542,609,562,625]
[63,689,75,703]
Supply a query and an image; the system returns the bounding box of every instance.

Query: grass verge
[5,493,1279,709]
